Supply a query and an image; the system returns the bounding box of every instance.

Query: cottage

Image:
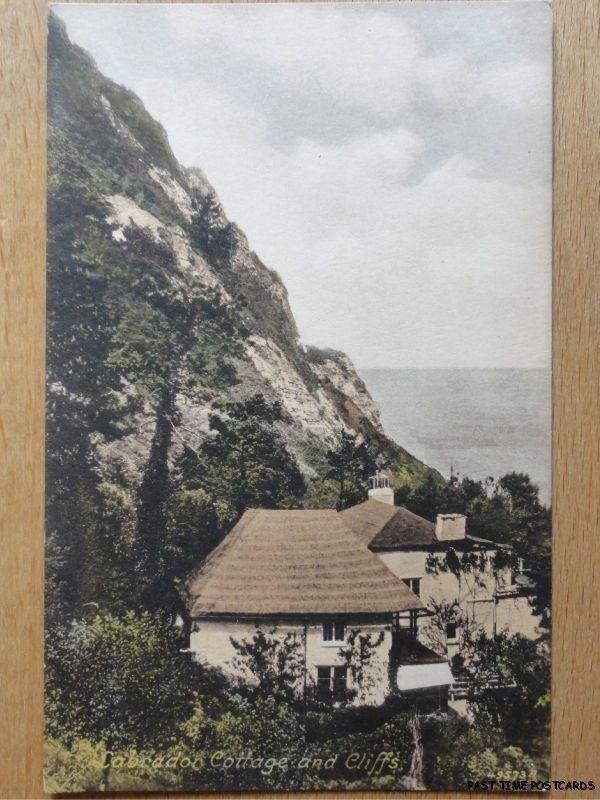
[182,506,452,705]
[343,478,541,657]
[182,473,538,707]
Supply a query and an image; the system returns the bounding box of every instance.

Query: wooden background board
[0,0,598,797]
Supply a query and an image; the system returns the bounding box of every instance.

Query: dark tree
[134,387,176,612]
[326,430,377,510]
[229,627,305,703]
[199,394,306,515]
[464,630,550,744]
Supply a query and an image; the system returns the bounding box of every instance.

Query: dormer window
[322,621,345,644]
[402,577,421,596]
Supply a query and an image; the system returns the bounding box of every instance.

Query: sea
[359,368,551,506]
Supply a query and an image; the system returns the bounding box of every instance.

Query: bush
[182,694,307,790]
[421,713,504,790]
[46,611,200,791]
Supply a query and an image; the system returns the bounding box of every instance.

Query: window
[317,666,331,697]
[332,666,347,699]
[316,666,347,699]
[446,622,457,642]
[402,577,421,596]
[322,621,345,643]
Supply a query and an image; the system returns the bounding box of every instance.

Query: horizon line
[356,365,551,371]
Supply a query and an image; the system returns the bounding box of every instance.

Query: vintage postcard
[45,1,552,793]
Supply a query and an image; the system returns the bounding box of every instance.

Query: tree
[420,714,520,790]
[164,486,236,630]
[400,471,551,628]
[107,251,247,614]
[463,631,550,743]
[466,746,537,783]
[189,195,234,261]
[134,388,176,612]
[46,147,127,623]
[46,611,199,791]
[229,627,305,702]
[46,480,136,626]
[186,694,307,791]
[325,430,377,510]
[339,629,385,703]
[199,394,306,515]
[498,472,541,512]
[165,488,235,580]
[80,483,137,615]
[496,474,552,629]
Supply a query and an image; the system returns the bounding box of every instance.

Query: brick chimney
[435,513,466,540]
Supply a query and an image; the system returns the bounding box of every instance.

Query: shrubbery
[45,614,548,792]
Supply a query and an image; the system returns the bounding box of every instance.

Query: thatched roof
[340,499,397,545]
[369,505,438,550]
[342,500,438,549]
[343,501,495,551]
[184,508,425,618]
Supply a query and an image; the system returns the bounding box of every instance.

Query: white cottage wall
[190,618,392,705]
[378,550,540,646]
[496,595,542,638]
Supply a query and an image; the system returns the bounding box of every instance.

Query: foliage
[46,611,199,789]
[229,628,305,702]
[339,629,386,703]
[464,631,551,743]
[325,430,377,510]
[189,195,234,261]
[44,738,107,794]
[304,476,342,509]
[467,745,537,783]
[420,600,466,658]
[300,710,414,790]
[44,737,189,792]
[421,714,505,790]
[398,471,551,626]
[45,481,136,627]
[197,394,306,515]
[165,488,235,580]
[134,389,175,612]
[182,694,308,790]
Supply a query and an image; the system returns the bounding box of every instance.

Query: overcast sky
[54,2,552,370]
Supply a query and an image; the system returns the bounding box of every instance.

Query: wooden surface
[0,0,598,797]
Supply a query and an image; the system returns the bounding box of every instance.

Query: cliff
[47,13,435,492]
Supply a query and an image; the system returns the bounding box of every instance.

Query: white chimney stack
[435,513,467,540]
[368,470,394,506]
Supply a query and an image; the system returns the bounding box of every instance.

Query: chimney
[435,513,466,540]
[368,470,394,506]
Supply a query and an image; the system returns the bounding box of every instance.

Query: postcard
[45,2,552,792]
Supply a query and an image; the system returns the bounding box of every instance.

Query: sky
[54,2,552,370]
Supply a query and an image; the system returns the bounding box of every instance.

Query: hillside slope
[47,13,436,493]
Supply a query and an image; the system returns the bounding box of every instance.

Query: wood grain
[0,1,598,797]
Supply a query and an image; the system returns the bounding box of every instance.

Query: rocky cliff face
[47,14,434,489]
